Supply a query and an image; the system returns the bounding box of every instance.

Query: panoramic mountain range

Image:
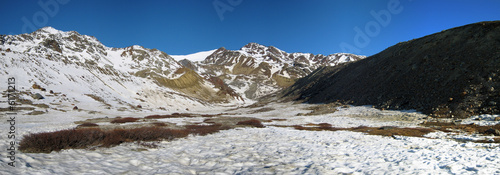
[178,43,364,100]
[282,21,500,118]
[2,21,498,118]
[0,27,363,113]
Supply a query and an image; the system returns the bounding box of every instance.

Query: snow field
[2,127,499,174]
[1,102,499,174]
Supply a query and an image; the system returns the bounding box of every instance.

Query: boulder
[31,93,44,99]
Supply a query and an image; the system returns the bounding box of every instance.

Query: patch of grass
[237,119,265,128]
[144,113,200,119]
[19,121,254,153]
[20,114,272,153]
[110,117,140,124]
[203,118,216,124]
[250,107,275,114]
[201,114,223,117]
[421,121,500,136]
[185,124,223,136]
[19,128,106,153]
[144,115,175,119]
[152,122,167,127]
[77,123,99,127]
[286,123,433,137]
[353,126,434,137]
[19,127,189,153]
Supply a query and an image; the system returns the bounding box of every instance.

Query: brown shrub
[137,141,159,148]
[77,123,98,127]
[318,123,333,130]
[351,126,434,137]
[102,129,125,147]
[20,127,190,153]
[237,119,265,128]
[145,113,196,119]
[19,128,105,153]
[201,114,218,117]
[261,118,287,123]
[144,115,175,119]
[288,124,433,137]
[422,121,500,135]
[110,117,140,124]
[185,124,222,136]
[203,118,216,124]
[152,122,167,127]
[172,113,195,117]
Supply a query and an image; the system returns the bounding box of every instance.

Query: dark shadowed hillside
[282,21,500,118]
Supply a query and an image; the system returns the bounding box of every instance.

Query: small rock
[484,128,500,136]
[73,106,79,110]
[32,84,41,89]
[31,93,44,99]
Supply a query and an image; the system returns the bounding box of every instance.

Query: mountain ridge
[0,26,238,114]
[0,26,364,113]
[282,21,500,118]
[184,42,365,100]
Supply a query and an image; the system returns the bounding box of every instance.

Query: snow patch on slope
[171,49,217,62]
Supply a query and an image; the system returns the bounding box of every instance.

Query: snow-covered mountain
[0,27,364,114]
[171,49,217,62]
[0,27,236,114]
[181,43,365,100]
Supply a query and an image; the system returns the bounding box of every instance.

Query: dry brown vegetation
[185,124,225,136]
[144,114,177,119]
[19,123,231,153]
[279,123,434,137]
[110,117,140,124]
[77,123,99,127]
[144,113,205,119]
[421,121,500,136]
[20,111,265,153]
[262,118,287,123]
[237,119,265,128]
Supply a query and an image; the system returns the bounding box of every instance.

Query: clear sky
[1,0,500,56]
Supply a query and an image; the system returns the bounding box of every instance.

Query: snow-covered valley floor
[1,102,500,174]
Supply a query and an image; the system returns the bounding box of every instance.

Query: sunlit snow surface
[171,50,217,62]
[1,102,499,174]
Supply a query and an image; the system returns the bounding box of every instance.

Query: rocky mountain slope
[0,27,364,114]
[0,27,236,114]
[282,21,500,118]
[179,43,365,101]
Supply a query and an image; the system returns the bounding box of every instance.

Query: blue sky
[1,0,500,56]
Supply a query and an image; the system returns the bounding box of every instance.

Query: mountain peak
[240,42,267,51]
[36,26,63,34]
